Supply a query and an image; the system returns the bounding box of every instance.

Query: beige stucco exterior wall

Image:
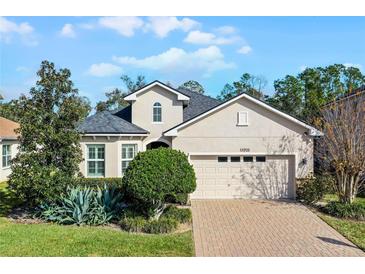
[0,140,19,181]
[130,85,182,147]
[79,136,145,178]
[172,97,314,179]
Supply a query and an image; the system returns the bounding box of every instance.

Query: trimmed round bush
[123,148,196,217]
[166,193,189,205]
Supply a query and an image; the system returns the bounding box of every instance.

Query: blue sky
[1,16,364,107]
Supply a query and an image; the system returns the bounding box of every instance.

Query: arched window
[153,102,162,122]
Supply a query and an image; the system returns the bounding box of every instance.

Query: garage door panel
[190,155,294,199]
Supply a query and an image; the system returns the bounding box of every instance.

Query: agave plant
[38,185,124,226]
[95,185,126,213]
[60,186,94,225]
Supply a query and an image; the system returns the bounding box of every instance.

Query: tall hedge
[123,148,196,216]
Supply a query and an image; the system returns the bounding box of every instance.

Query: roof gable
[164,92,322,137]
[124,81,190,102]
[0,117,20,140]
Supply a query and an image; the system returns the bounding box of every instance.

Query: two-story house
[78,81,322,200]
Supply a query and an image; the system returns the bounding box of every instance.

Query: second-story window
[153,102,162,122]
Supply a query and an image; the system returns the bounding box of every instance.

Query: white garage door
[190,155,295,199]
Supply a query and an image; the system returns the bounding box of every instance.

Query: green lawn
[317,194,365,251]
[318,214,365,251]
[322,193,365,206]
[0,182,194,257]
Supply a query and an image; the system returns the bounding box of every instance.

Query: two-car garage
[165,92,318,201]
[189,154,295,200]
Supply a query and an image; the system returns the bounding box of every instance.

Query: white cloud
[0,17,37,46]
[299,65,307,72]
[87,63,123,77]
[113,46,235,78]
[98,17,144,37]
[184,30,240,45]
[16,66,29,72]
[215,26,236,35]
[344,63,362,70]
[60,23,76,38]
[78,23,95,30]
[237,45,252,55]
[145,17,200,38]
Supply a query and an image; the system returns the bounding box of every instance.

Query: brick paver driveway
[192,200,364,256]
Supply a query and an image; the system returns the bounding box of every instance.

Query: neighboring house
[0,117,19,181]
[78,81,322,200]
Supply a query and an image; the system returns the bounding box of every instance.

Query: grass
[322,193,365,206]
[317,193,365,251]
[0,182,194,256]
[318,213,365,251]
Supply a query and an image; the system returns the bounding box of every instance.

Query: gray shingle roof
[78,110,148,134]
[177,88,221,121]
[78,83,220,134]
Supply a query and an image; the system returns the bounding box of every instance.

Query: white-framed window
[2,144,11,168]
[122,144,138,175]
[87,144,105,177]
[153,102,162,122]
[237,111,248,126]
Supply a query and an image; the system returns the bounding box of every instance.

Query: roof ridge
[177,87,220,102]
[164,91,322,137]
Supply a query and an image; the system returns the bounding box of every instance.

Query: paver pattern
[191,200,364,256]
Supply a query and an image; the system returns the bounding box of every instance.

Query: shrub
[123,148,196,217]
[119,216,178,234]
[143,217,178,234]
[323,201,365,220]
[74,177,124,189]
[296,173,334,204]
[163,205,192,224]
[166,193,189,205]
[9,164,75,206]
[38,185,124,225]
[119,216,147,233]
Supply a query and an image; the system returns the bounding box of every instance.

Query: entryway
[146,141,169,150]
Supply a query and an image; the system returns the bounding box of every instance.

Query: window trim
[230,156,241,162]
[217,156,228,163]
[256,156,266,162]
[243,156,254,162]
[86,144,105,177]
[153,102,162,123]
[237,111,248,126]
[121,143,138,176]
[2,144,12,169]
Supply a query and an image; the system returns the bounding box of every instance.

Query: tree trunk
[337,172,359,204]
